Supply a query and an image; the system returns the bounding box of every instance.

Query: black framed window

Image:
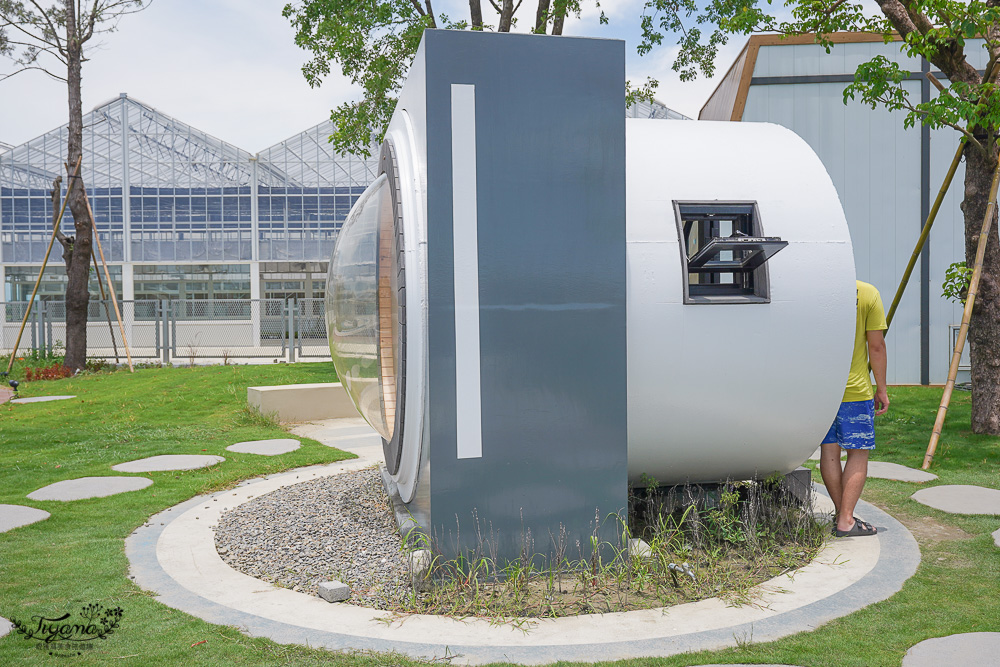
[674,201,787,304]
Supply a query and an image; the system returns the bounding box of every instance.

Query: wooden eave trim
[731,41,761,121]
[699,40,751,119]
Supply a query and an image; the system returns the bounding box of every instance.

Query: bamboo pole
[90,244,121,363]
[923,152,1000,469]
[886,139,966,327]
[5,157,82,375]
[78,179,134,372]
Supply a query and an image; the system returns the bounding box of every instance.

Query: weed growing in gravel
[394,476,826,619]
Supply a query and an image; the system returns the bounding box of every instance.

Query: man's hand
[867,329,889,416]
[874,386,890,416]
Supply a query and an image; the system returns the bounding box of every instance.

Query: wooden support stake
[90,244,121,363]
[6,157,81,375]
[923,154,1000,469]
[78,180,134,372]
[886,139,966,328]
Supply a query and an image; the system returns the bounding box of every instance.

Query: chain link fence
[1,298,332,364]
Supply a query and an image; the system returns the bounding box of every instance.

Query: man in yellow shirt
[819,280,889,537]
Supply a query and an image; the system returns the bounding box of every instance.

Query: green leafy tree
[640,0,1000,433]
[0,0,149,371]
[282,0,649,156]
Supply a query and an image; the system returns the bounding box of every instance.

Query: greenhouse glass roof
[0,95,257,191]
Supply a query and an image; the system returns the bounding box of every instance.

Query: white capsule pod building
[325,29,855,560]
[625,119,855,485]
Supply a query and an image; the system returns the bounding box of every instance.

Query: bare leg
[819,443,845,518]
[836,449,872,532]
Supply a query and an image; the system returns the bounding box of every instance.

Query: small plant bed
[216,468,827,620]
[399,477,827,618]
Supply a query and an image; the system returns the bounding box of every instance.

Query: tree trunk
[62,0,92,372]
[498,0,513,32]
[551,0,566,35]
[963,138,1000,434]
[469,0,483,30]
[534,0,551,33]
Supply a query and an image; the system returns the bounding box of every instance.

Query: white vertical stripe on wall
[451,83,483,460]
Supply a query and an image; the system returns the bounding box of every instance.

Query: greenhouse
[0,93,685,361]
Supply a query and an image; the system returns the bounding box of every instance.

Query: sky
[0,0,749,152]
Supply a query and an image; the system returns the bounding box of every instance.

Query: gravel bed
[213,467,411,608]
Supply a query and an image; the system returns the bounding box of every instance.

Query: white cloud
[0,0,751,150]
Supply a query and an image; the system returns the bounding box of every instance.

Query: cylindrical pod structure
[326,118,856,500]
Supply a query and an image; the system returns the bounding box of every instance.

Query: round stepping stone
[867,461,938,482]
[911,485,1000,515]
[0,615,12,638]
[993,527,1000,548]
[0,504,50,533]
[27,476,152,501]
[903,632,1000,666]
[11,395,76,404]
[112,454,225,473]
[226,438,300,456]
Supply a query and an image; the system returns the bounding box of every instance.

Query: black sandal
[834,518,877,537]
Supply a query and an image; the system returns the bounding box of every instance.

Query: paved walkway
[125,418,922,665]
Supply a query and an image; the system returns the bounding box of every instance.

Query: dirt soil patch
[898,516,972,544]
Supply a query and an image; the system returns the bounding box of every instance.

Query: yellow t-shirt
[844,280,888,402]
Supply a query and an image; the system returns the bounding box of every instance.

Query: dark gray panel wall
[421,30,627,561]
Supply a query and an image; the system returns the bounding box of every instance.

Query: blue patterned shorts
[822,400,876,450]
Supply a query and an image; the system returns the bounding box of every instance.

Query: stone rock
[993,527,1000,548]
[0,504,50,533]
[226,439,301,456]
[27,476,152,501]
[11,395,76,404]
[317,580,351,602]
[0,615,12,638]
[628,537,652,559]
[409,548,433,592]
[867,461,937,483]
[112,454,225,473]
[903,632,1000,666]
[911,485,1000,515]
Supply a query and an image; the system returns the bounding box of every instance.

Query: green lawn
[1,376,998,666]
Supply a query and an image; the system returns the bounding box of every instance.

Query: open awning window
[674,201,786,304]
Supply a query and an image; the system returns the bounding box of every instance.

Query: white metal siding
[741,39,987,384]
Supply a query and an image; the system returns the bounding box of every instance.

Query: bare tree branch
[0,63,67,81]
[2,13,67,56]
[27,0,67,54]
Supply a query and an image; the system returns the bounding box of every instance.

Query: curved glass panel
[326,174,396,439]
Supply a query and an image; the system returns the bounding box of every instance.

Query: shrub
[24,363,74,381]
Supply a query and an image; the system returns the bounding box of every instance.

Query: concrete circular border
[126,458,920,665]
